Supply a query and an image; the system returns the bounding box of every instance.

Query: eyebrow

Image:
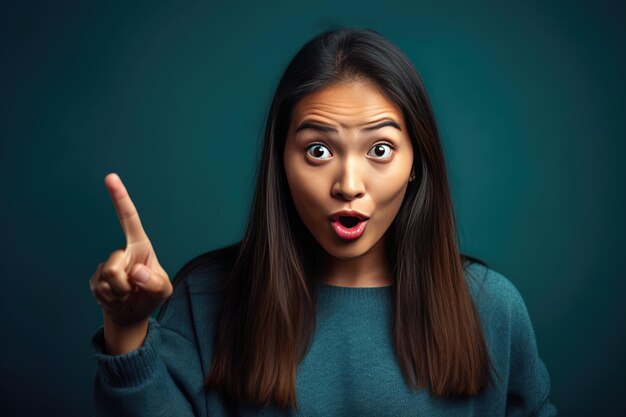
[295,119,402,134]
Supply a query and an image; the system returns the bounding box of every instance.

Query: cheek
[285,164,325,223]
[292,182,325,219]
[371,153,412,211]
[370,174,409,223]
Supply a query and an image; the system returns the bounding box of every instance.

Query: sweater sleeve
[91,316,206,417]
[91,265,213,417]
[504,284,557,417]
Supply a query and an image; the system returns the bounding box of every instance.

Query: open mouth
[330,216,368,240]
[338,216,361,228]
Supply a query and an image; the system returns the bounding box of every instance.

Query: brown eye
[306,144,332,160]
[368,143,393,159]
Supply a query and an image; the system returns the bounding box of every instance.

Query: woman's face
[283,80,414,261]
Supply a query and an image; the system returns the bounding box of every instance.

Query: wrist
[103,314,150,355]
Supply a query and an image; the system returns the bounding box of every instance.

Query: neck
[317,238,393,288]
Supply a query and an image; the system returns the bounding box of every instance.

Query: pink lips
[331,218,368,240]
[328,210,369,240]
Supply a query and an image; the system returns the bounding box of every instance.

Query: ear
[409,169,415,182]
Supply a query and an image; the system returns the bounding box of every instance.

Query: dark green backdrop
[1,1,624,415]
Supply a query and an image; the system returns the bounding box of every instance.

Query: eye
[367,143,394,159]
[306,144,333,160]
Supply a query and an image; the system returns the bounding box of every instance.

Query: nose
[331,159,365,201]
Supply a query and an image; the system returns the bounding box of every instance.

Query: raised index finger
[104,173,149,244]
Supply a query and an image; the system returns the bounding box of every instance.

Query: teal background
[1,0,624,415]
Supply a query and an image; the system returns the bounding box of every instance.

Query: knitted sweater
[91,246,556,416]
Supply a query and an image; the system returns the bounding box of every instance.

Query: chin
[318,237,378,259]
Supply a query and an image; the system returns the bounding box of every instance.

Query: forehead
[290,80,404,127]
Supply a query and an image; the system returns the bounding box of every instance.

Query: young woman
[90,28,556,416]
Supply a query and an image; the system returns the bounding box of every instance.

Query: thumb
[130,264,150,283]
[130,264,172,299]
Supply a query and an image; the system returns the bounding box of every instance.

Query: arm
[89,174,206,416]
[92,317,206,417]
[505,289,557,417]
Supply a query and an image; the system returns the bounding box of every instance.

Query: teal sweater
[91,247,556,416]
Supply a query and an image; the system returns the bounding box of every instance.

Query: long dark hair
[205,27,495,409]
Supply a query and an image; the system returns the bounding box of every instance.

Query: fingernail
[133,267,149,283]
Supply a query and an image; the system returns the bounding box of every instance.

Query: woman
[90,28,556,416]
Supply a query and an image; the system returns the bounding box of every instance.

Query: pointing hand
[89,173,173,353]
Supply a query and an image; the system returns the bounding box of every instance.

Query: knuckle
[102,263,122,279]
[94,292,110,304]
[94,290,111,305]
[107,279,130,296]
[98,281,110,293]
[94,281,112,297]
[121,207,138,222]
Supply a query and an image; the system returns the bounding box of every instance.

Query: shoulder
[156,242,240,322]
[172,241,240,293]
[463,261,529,325]
[463,262,554,411]
[462,261,543,366]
